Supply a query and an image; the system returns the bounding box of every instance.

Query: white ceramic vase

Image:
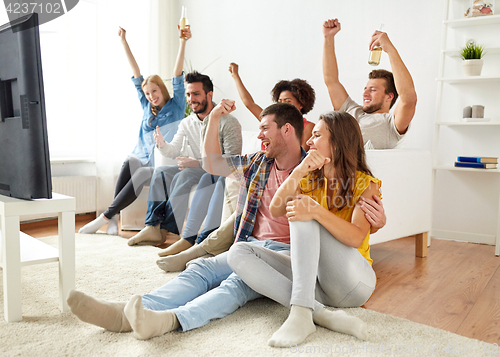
[462,59,483,76]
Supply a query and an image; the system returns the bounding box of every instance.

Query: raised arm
[118,27,141,78]
[202,99,236,177]
[322,19,349,110]
[228,63,263,119]
[173,25,191,77]
[371,31,417,134]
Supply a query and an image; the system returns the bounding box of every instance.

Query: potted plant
[460,42,485,76]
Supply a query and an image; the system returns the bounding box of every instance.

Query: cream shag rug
[0,234,493,356]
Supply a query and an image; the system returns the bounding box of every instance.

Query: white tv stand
[0,192,75,322]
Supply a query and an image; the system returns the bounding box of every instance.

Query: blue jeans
[141,238,290,332]
[182,175,225,245]
[145,165,206,234]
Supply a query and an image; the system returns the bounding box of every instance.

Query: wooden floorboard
[456,264,500,343]
[18,217,500,345]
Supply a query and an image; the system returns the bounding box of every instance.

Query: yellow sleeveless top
[299,171,382,265]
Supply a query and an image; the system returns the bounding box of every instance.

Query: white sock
[268,305,316,348]
[313,308,367,340]
[106,215,119,235]
[124,295,180,340]
[78,214,108,234]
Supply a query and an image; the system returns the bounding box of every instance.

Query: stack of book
[454,156,498,169]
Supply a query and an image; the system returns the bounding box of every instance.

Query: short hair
[369,69,398,108]
[270,79,316,114]
[141,75,170,116]
[260,103,304,143]
[185,71,214,94]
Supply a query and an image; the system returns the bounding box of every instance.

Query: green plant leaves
[460,42,485,60]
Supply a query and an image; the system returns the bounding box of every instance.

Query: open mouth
[262,142,269,150]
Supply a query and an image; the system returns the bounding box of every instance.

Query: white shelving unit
[433,0,500,256]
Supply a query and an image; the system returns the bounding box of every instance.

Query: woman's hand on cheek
[298,151,330,174]
[286,194,319,221]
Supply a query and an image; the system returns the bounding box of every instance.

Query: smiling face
[362,78,393,114]
[186,82,210,115]
[143,82,166,108]
[306,120,333,161]
[257,114,286,159]
[278,90,303,113]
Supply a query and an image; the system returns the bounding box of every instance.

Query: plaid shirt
[226,149,306,242]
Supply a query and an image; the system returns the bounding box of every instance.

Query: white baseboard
[431,229,496,245]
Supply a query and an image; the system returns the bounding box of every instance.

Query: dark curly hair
[270,79,315,115]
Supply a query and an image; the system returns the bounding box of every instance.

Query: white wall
[10,1,480,236]
[179,0,442,150]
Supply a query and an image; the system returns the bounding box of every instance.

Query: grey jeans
[227,220,376,312]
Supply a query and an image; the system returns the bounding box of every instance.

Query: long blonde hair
[141,75,171,116]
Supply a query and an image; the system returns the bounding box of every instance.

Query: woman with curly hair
[229,62,315,150]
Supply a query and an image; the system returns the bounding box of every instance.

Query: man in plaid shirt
[67,101,307,340]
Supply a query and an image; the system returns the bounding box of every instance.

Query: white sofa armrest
[367,149,432,246]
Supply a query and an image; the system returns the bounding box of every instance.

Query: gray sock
[67,290,131,332]
[156,244,209,272]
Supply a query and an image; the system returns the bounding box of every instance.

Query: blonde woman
[79,25,190,235]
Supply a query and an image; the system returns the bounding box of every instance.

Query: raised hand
[228,63,239,77]
[178,24,192,41]
[212,99,236,118]
[323,18,341,38]
[153,126,165,148]
[118,26,127,42]
[369,31,394,52]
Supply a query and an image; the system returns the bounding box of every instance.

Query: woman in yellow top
[228,111,381,348]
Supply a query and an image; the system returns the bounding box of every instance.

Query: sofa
[121,131,433,257]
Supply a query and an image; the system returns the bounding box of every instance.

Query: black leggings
[103,156,154,219]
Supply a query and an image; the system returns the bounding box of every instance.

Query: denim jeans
[141,238,290,332]
[145,165,205,234]
[182,175,225,245]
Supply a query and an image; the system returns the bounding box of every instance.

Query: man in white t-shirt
[322,18,417,149]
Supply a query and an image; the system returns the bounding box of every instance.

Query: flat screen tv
[0,13,52,200]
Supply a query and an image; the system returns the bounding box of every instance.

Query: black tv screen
[0,13,52,200]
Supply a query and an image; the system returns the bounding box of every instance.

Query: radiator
[20,176,97,222]
[52,176,97,214]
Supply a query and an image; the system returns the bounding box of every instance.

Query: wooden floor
[20,214,500,345]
